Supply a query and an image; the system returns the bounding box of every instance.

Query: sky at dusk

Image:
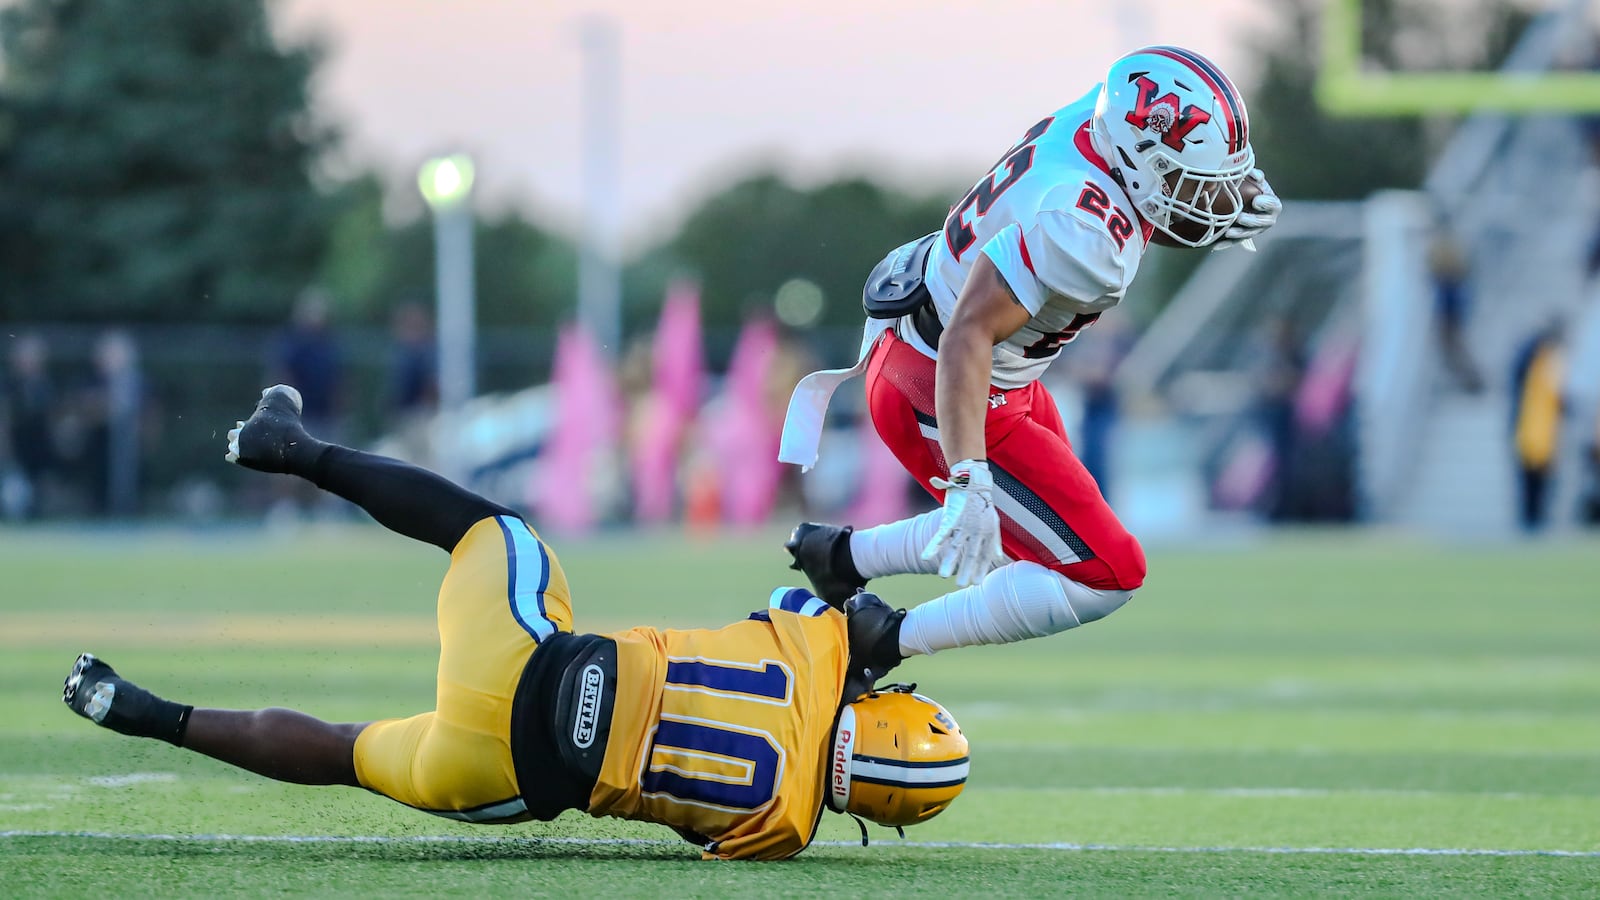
[275,1,1263,247]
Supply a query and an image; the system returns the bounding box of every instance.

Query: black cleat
[62,653,137,731]
[226,384,313,474]
[841,591,906,703]
[63,653,188,742]
[785,522,868,610]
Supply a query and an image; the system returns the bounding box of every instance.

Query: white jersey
[776,88,1150,469]
[917,87,1150,389]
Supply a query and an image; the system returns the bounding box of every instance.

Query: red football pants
[865,330,1146,591]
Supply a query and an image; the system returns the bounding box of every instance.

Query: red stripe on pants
[863,330,1146,591]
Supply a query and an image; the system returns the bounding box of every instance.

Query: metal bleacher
[1115,3,1599,537]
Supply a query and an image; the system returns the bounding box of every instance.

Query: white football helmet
[1090,46,1255,247]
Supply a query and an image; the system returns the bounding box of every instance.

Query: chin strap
[848,812,870,847]
[845,813,909,847]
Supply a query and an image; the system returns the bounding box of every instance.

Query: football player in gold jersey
[62,386,967,860]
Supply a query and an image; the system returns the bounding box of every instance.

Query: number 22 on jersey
[1075,182,1135,250]
[639,658,794,812]
[943,116,1055,260]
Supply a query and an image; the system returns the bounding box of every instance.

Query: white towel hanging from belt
[778,317,895,471]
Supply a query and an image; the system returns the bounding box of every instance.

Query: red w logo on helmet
[1123,76,1211,152]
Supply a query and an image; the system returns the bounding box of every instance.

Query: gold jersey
[588,588,848,860]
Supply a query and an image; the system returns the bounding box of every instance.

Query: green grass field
[2,524,1598,897]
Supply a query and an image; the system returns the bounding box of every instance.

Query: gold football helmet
[827,685,969,828]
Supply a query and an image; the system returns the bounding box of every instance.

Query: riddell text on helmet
[831,728,852,801]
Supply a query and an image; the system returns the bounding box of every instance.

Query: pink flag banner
[707,316,784,526]
[1296,329,1359,438]
[653,281,705,421]
[848,413,911,528]
[530,322,623,535]
[632,283,705,525]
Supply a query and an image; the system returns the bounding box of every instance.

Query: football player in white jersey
[778,46,1281,658]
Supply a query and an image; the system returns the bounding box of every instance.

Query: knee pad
[1054,573,1133,625]
[1003,561,1133,631]
[896,561,1136,655]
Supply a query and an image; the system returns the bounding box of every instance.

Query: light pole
[578,16,621,357]
[418,154,477,415]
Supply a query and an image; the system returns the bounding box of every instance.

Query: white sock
[897,561,1133,656]
[849,509,945,579]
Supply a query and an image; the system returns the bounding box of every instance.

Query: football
[1149,175,1256,247]
[1238,174,1264,215]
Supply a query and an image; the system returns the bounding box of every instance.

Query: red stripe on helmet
[1143,46,1247,154]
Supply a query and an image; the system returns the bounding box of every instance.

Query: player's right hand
[921,459,1004,587]
[1213,168,1281,252]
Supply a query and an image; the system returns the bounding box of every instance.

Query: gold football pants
[352,515,573,822]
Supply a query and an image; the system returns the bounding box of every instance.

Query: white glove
[921,459,1004,587]
[1213,168,1281,252]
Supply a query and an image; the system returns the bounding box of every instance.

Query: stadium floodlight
[418,154,478,443]
[418,154,476,210]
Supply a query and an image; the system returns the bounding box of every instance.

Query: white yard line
[1,831,1596,858]
[5,776,1566,802]
[85,773,178,788]
[1018,786,1550,800]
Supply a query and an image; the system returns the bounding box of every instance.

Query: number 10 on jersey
[640,659,794,813]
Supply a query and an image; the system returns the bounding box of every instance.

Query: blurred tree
[1243,0,1532,201]
[0,0,331,322]
[471,211,580,330]
[316,174,391,322]
[628,172,950,341]
[325,201,579,330]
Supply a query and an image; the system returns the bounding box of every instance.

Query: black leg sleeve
[303,446,519,552]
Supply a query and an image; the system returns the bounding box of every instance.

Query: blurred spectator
[625,282,705,527]
[78,330,145,517]
[1579,42,1600,283]
[2,334,62,519]
[387,301,437,420]
[385,302,437,462]
[1061,312,1134,499]
[267,290,345,520]
[1253,317,1307,522]
[1509,319,1566,532]
[619,338,661,521]
[1286,328,1360,522]
[1426,216,1485,393]
[271,290,345,442]
[1569,291,1600,527]
[691,312,811,530]
[1583,408,1600,528]
[768,323,819,520]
